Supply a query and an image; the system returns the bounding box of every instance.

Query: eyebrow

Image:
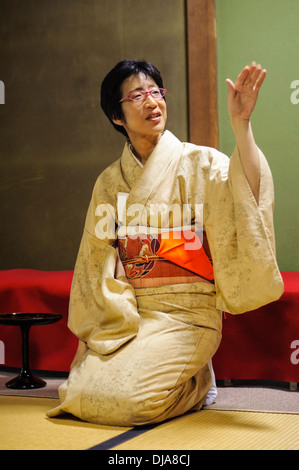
[127,85,158,94]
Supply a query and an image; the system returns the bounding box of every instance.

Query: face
[113,73,167,142]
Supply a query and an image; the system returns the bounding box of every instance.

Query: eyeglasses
[119,88,167,103]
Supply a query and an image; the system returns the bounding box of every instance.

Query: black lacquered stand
[0,312,62,389]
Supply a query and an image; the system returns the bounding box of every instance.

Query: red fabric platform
[0,269,77,372]
[0,269,298,383]
[213,272,299,383]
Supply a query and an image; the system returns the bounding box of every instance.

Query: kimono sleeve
[205,146,284,314]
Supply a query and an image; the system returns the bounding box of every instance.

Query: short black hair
[100,59,164,138]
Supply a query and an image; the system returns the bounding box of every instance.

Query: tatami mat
[1,395,298,450]
[112,409,299,451]
[0,396,131,450]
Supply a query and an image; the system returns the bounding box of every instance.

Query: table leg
[6,324,46,389]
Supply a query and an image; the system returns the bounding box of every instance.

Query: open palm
[226,62,267,120]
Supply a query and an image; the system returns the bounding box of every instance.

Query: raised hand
[226,62,267,121]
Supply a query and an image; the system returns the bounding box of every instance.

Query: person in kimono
[47,60,283,426]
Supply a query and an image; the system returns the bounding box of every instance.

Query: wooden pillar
[186,0,219,148]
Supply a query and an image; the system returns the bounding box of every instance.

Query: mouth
[146,112,162,122]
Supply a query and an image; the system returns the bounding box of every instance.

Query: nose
[144,93,158,107]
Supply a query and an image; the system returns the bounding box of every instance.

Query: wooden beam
[186,0,219,148]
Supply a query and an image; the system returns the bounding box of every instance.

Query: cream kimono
[48,130,283,426]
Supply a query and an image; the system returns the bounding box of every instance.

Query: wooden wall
[0,0,189,269]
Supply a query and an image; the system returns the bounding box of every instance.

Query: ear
[112,117,124,127]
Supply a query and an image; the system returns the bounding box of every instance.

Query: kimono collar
[120,130,184,207]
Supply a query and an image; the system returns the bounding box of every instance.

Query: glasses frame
[119,88,167,103]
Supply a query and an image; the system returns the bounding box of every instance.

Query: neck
[128,132,163,165]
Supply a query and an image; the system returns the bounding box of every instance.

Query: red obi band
[118,231,214,289]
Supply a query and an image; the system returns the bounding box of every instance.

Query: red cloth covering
[213,272,299,383]
[0,269,77,372]
[0,269,298,382]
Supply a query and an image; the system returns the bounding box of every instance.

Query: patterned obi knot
[118,232,214,289]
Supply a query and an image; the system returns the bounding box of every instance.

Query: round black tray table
[0,312,62,389]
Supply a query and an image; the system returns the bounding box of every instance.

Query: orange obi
[118,230,214,289]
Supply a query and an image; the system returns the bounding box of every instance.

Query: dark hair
[100,59,164,138]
